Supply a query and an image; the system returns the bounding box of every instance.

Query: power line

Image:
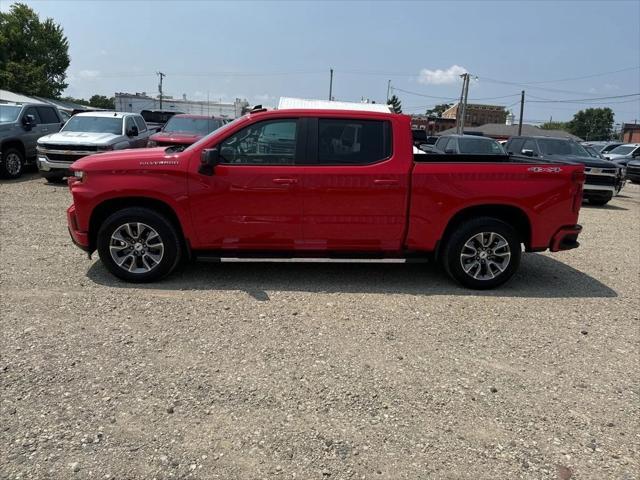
[525,65,640,84]
[526,93,640,103]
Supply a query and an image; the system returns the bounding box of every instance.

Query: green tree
[387,94,402,114]
[540,121,569,131]
[426,103,452,117]
[89,95,115,109]
[0,3,70,98]
[61,96,90,106]
[567,108,614,141]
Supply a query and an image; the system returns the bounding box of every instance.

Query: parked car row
[0,102,228,180]
[415,133,632,205]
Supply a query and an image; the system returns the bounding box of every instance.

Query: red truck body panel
[68,109,583,261]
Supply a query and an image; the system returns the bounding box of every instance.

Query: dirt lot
[1,173,638,480]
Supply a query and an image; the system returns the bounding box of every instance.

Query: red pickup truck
[67,108,584,289]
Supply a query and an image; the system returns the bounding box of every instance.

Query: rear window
[458,137,505,154]
[317,119,391,165]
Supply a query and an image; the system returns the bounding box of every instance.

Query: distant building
[114,92,249,118]
[622,123,640,143]
[410,115,456,135]
[278,97,392,113]
[442,103,507,126]
[436,123,582,141]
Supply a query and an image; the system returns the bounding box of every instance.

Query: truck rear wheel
[442,217,521,289]
[97,207,182,283]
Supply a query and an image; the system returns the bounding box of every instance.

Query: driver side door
[188,117,306,250]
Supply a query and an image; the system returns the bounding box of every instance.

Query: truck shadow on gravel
[86,253,616,299]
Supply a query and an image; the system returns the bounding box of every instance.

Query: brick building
[441,103,507,126]
[410,115,456,135]
[622,123,640,143]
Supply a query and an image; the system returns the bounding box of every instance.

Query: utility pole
[518,90,525,136]
[459,73,470,133]
[456,73,467,134]
[386,80,391,103]
[329,68,333,101]
[157,71,165,110]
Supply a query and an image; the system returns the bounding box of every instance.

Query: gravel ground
[1,173,639,480]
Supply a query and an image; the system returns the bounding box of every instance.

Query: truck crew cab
[67,108,585,289]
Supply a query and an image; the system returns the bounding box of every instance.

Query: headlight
[71,170,86,183]
[97,144,114,152]
[147,140,157,147]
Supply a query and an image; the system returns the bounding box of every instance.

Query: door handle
[272,178,298,185]
[373,179,399,186]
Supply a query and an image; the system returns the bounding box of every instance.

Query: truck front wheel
[1,147,24,179]
[442,217,521,289]
[97,207,182,283]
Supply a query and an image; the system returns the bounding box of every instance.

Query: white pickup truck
[36,111,155,182]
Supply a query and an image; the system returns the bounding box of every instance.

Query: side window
[23,107,42,124]
[125,117,136,134]
[507,138,524,154]
[317,119,391,165]
[219,119,297,165]
[37,106,60,124]
[436,137,449,151]
[523,139,538,155]
[134,115,147,132]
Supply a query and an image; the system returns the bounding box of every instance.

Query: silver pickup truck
[37,111,155,182]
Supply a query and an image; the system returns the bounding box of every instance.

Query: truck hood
[38,131,122,146]
[551,155,617,169]
[150,131,202,144]
[71,147,183,171]
[604,153,630,160]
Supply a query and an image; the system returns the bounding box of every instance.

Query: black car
[626,159,640,184]
[505,136,622,205]
[433,134,506,155]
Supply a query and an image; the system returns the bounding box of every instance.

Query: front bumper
[67,204,90,251]
[550,224,582,252]
[37,156,73,174]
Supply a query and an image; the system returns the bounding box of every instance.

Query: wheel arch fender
[436,203,532,262]
[88,196,190,255]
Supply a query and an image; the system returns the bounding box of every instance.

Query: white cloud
[418,65,468,85]
[254,93,274,102]
[78,70,101,79]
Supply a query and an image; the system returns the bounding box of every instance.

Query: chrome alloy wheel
[5,152,22,176]
[109,222,164,274]
[460,232,511,281]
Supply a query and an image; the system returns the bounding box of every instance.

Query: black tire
[0,147,24,179]
[441,217,521,290]
[97,207,183,283]
[588,197,611,206]
[43,173,66,184]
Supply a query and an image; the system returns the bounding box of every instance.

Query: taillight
[571,169,585,213]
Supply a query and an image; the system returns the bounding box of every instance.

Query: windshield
[537,139,590,157]
[583,146,601,158]
[184,116,245,152]
[163,117,224,136]
[608,145,636,155]
[62,116,123,135]
[458,137,506,154]
[0,105,21,123]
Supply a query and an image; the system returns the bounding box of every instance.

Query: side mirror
[521,149,535,157]
[198,148,220,176]
[127,125,139,137]
[22,114,36,129]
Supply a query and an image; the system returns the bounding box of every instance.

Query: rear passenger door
[36,106,63,137]
[133,115,150,146]
[298,117,408,252]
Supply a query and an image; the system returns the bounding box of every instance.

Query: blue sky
[4,0,640,124]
